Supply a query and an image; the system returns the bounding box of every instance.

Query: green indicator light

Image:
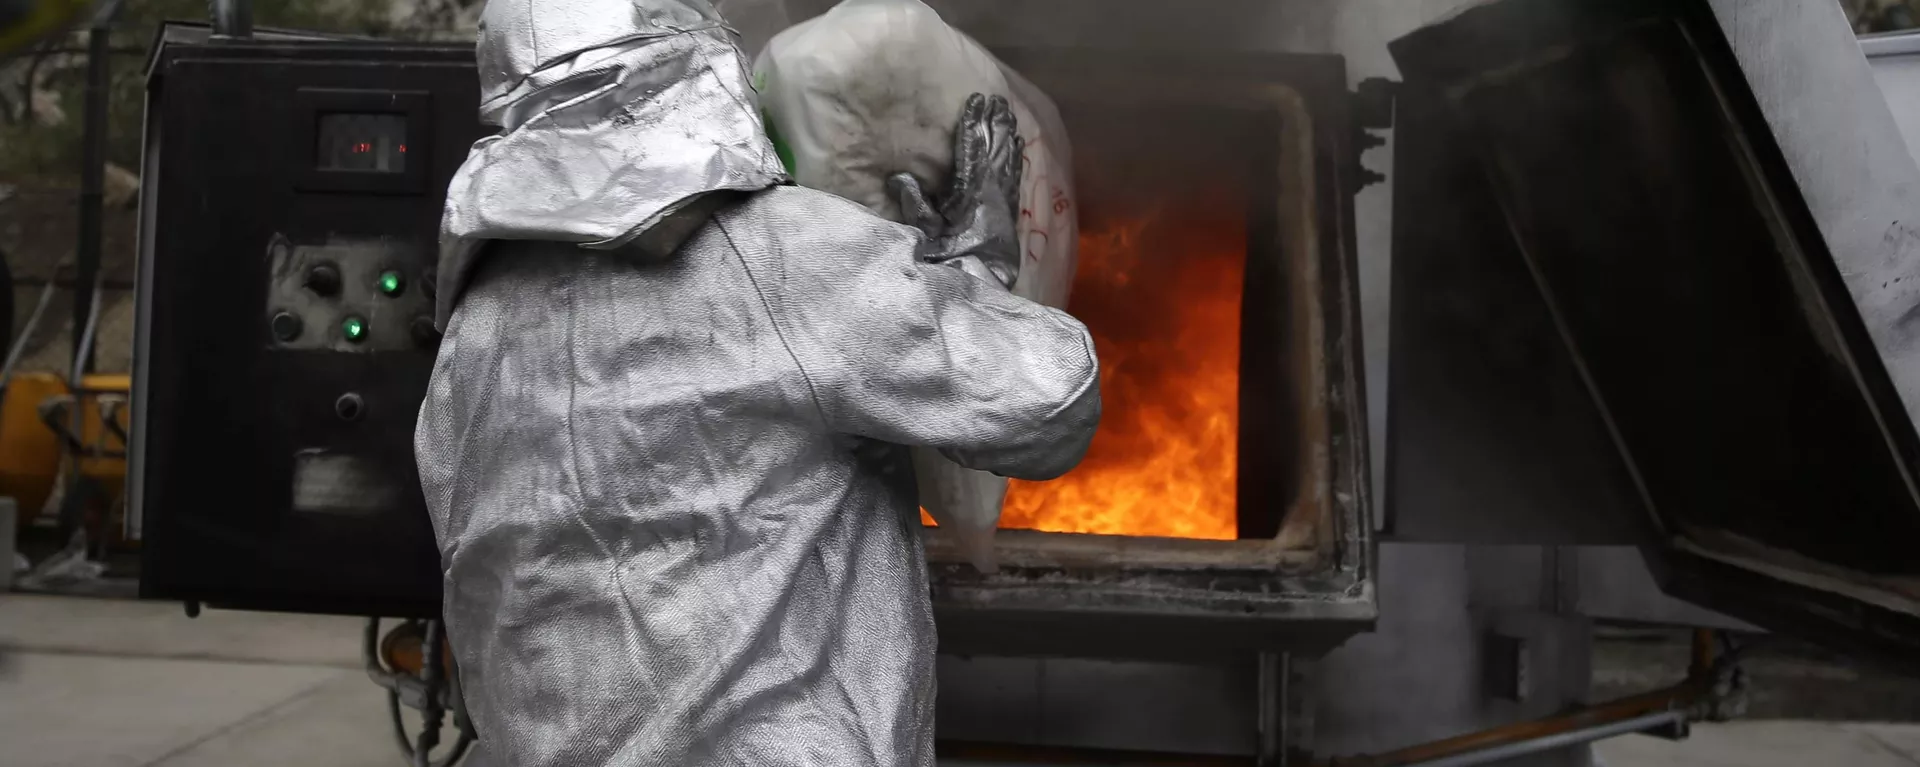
[342,315,368,343]
[377,270,405,297]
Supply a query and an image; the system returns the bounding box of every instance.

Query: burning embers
[921,190,1250,541]
[921,55,1375,645]
[1000,208,1244,539]
[918,97,1261,543]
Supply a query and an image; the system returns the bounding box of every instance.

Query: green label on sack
[762,108,797,176]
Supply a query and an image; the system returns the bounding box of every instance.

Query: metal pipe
[69,272,101,387]
[1337,682,1699,767]
[1403,711,1684,767]
[364,618,387,681]
[72,0,121,379]
[0,265,62,387]
[57,270,103,553]
[209,0,251,38]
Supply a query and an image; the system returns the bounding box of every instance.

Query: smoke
[750,0,1334,59]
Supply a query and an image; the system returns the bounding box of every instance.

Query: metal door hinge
[1349,78,1399,190]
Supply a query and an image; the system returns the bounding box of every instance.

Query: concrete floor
[0,594,403,767]
[2,594,1918,767]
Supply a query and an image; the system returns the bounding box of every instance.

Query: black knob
[270,311,303,342]
[334,392,365,422]
[411,316,441,348]
[306,264,342,296]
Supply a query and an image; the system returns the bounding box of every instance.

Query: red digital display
[317,113,408,173]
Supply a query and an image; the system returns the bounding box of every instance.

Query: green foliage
[0,0,398,183]
[1848,0,1920,33]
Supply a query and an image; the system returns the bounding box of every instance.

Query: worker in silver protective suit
[412,0,1101,765]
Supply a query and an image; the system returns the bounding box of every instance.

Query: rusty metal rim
[1399,710,1685,767]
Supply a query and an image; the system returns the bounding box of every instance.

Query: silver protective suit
[413,1,1102,765]
[433,0,786,329]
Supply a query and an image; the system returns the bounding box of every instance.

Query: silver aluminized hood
[435,0,789,327]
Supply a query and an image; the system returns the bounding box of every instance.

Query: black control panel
[264,234,438,354]
[133,28,487,616]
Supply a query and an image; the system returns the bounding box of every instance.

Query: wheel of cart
[366,617,477,767]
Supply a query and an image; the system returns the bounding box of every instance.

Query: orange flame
[922,211,1244,540]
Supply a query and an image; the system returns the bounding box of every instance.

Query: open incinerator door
[1385,0,1920,670]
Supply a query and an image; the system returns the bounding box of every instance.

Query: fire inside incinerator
[926,98,1306,544]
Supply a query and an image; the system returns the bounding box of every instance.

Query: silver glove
[886,93,1025,289]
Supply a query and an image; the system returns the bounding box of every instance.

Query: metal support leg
[415,620,448,767]
[73,0,122,379]
[1258,653,1289,767]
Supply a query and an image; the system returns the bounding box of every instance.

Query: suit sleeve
[741,195,1101,481]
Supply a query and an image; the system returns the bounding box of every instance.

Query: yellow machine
[0,372,64,519]
[0,371,130,538]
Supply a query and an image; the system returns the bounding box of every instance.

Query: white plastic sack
[753,0,1080,572]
